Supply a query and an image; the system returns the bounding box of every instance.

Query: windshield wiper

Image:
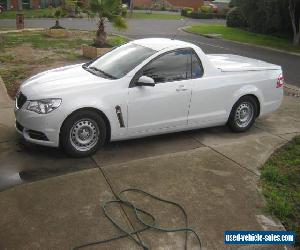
[82,64,99,76]
[89,67,116,79]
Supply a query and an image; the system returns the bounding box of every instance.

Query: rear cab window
[191,51,204,78]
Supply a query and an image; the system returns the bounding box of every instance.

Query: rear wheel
[228,96,258,132]
[60,110,106,157]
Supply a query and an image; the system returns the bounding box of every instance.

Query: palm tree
[52,7,63,29]
[88,0,127,47]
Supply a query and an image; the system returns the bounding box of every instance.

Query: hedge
[182,11,226,19]
[226,7,247,28]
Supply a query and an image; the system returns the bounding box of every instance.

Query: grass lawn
[127,12,183,20]
[186,24,300,54]
[0,8,54,19]
[0,30,127,98]
[260,136,300,246]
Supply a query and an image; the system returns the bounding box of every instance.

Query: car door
[188,51,231,127]
[127,49,193,135]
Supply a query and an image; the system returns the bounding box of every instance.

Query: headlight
[26,98,62,114]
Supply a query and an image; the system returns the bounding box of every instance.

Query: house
[2,0,60,10]
[205,0,230,11]
[2,0,208,12]
[167,0,204,10]
[130,0,204,11]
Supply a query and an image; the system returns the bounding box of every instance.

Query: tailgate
[207,54,281,72]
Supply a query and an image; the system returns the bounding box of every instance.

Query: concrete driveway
[0,72,299,249]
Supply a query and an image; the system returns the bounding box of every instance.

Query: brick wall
[167,0,203,10]
[10,0,18,9]
[31,0,40,8]
[133,0,152,8]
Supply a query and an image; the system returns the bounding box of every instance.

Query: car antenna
[172,17,187,40]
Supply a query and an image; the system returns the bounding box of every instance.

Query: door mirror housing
[136,76,155,87]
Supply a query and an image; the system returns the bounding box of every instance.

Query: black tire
[228,96,258,132]
[60,110,106,157]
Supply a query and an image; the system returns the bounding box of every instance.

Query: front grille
[16,92,27,109]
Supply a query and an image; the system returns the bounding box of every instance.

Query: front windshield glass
[89,43,156,79]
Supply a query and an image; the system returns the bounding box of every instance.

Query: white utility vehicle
[15,38,284,157]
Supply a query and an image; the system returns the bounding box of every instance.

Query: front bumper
[14,106,61,147]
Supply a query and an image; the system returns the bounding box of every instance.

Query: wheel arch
[59,107,111,144]
[231,94,261,118]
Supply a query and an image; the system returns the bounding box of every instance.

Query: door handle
[176,85,188,91]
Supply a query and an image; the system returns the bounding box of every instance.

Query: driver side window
[141,49,191,83]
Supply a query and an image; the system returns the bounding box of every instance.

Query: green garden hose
[73,188,202,250]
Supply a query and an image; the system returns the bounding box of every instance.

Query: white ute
[15,38,284,157]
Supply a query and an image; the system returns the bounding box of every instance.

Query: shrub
[63,0,78,17]
[200,5,212,13]
[182,7,196,16]
[151,3,159,10]
[182,7,226,19]
[188,12,226,19]
[220,7,230,15]
[191,12,212,19]
[182,7,193,14]
[226,7,247,28]
[181,8,187,16]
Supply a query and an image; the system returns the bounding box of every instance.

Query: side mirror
[136,76,155,87]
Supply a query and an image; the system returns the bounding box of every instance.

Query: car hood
[20,64,110,99]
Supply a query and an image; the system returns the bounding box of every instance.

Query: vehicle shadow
[1,126,228,190]
[0,136,95,190]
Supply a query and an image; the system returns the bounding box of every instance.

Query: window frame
[138,48,191,84]
[130,47,204,88]
[191,50,204,79]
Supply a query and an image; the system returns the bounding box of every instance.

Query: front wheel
[228,96,258,132]
[60,110,106,157]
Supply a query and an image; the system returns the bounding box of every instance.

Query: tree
[227,0,300,44]
[63,0,76,17]
[236,0,282,34]
[88,0,127,47]
[288,0,300,45]
[52,7,64,29]
[229,0,238,8]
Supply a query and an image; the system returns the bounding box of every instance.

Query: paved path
[1,98,299,249]
[1,17,300,87]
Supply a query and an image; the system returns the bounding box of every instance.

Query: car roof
[131,38,194,51]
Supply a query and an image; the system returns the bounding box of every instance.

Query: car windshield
[88,43,156,79]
